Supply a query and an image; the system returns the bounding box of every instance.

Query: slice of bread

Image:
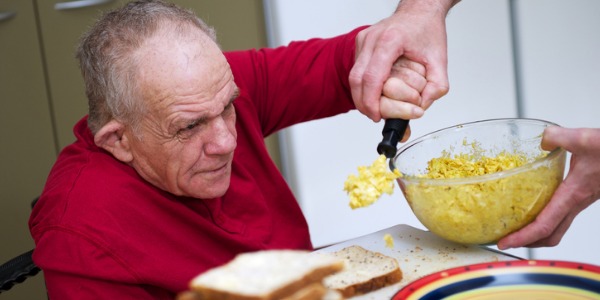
[189,250,344,300]
[281,282,327,300]
[281,282,345,300]
[322,289,344,300]
[323,245,402,297]
[178,283,344,300]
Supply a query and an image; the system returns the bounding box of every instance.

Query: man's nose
[205,117,236,155]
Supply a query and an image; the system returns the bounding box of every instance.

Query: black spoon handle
[377,118,409,159]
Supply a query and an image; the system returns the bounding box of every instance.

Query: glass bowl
[391,118,566,245]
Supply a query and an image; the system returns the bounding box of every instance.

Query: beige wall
[0,1,274,298]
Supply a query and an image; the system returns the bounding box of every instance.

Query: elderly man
[29,0,456,298]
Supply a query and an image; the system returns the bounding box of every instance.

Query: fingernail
[497,243,511,250]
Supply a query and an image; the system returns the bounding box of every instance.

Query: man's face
[123,30,238,199]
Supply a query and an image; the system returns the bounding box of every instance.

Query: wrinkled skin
[95,25,239,199]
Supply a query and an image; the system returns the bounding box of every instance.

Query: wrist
[396,0,459,18]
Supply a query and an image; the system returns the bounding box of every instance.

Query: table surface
[316,224,518,299]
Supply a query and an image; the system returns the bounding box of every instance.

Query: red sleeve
[43,270,172,299]
[33,229,174,299]
[225,27,366,136]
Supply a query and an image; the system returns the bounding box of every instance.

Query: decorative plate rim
[393,260,600,299]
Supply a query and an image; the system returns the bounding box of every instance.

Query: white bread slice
[322,289,344,300]
[189,250,344,300]
[323,245,402,297]
[178,284,344,300]
[281,282,327,300]
[280,282,346,300]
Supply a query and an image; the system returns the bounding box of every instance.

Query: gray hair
[76,0,217,135]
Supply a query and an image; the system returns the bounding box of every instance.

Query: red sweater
[29,28,360,299]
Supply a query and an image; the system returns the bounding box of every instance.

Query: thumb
[541,126,573,152]
[420,61,449,109]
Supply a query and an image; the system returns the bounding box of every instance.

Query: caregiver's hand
[350,0,459,122]
[498,126,600,249]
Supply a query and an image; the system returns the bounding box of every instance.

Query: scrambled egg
[423,151,528,179]
[383,234,394,249]
[404,145,564,245]
[344,155,401,209]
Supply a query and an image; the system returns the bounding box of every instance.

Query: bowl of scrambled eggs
[391,118,566,245]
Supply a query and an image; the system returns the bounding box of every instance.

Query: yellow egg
[344,155,401,209]
[383,234,394,249]
[405,143,556,244]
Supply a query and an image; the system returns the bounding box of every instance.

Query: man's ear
[94,120,133,163]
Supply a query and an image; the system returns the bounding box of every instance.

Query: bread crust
[323,245,403,298]
[335,267,402,298]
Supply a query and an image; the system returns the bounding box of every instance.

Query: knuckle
[437,84,450,97]
[348,69,364,87]
[535,223,554,239]
[363,102,380,120]
[362,69,379,83]
[378,28,399,45]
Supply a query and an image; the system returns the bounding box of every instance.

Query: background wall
[514,0,600,263]
[265,0,600,264]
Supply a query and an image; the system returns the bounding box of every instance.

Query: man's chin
[187,178,231,199]
[177,165,232,199]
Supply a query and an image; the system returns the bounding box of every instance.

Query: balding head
[76,0,217,135]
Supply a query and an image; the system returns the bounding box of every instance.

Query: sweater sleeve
[225,26,367,137]
[33,229,174,299]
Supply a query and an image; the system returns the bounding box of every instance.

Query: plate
[393,260,600,299]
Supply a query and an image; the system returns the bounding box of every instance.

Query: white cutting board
[316,224,518,299]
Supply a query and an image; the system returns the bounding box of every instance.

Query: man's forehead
[155,20,213,42]
[131,28,231,115]
[141,23,215,53]
[135,27,225,87]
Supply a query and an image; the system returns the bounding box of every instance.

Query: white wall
[514,0,600,263]
[264,0,600,264]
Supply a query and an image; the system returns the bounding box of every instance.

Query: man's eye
[176,120,200,138]
[185,122,197,131]
[185,119,203,131]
